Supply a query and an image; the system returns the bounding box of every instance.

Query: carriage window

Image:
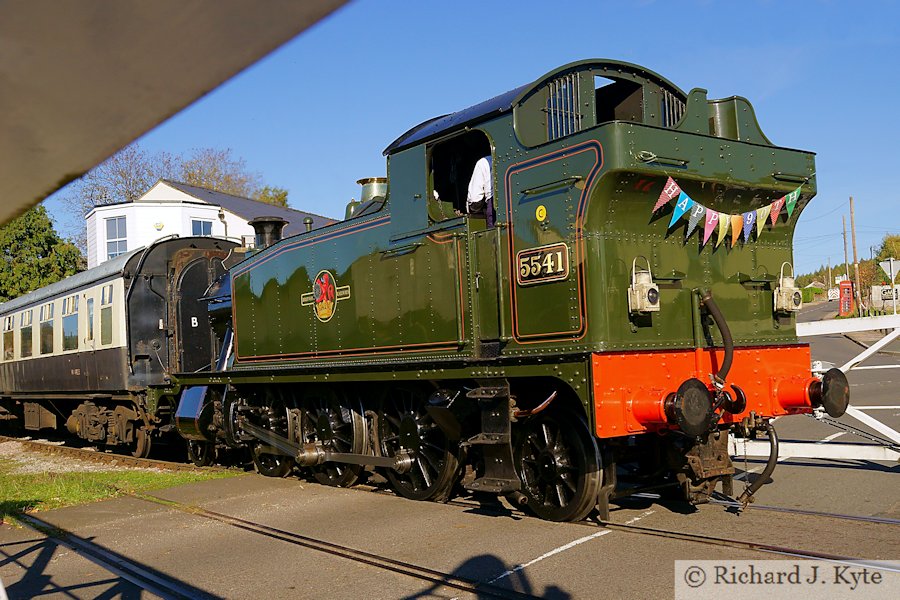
[40,302,54,354]
[86,297,95,342]
[2,316,13,361]
[101,284,113,345]
[20,310,33,358]
[62,295,79,351]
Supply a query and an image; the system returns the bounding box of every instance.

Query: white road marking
[486,510,655,584]
[816,432,846,443]
[852,405,900,410]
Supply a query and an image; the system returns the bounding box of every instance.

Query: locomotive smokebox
[249,216,288,249]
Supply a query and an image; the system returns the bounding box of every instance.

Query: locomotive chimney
[357,177,388,203]
[303,217,314,233]
[248,216,288,250]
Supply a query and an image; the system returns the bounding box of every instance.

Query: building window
[62,295,79,351]
[192,219,213,236]
[19,310,33,358]
[2,316,14,361]
[106,216,127,260]
[40,302,54,355]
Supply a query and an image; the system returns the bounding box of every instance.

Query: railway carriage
[165,59,846,521]
[0,236,237,456]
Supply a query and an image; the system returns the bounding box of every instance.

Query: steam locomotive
[3,58,850,523]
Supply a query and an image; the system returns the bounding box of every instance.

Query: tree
[0,206,85,302]
[255,185,289,207]
[875,234,900,262]
[59,143,290,250]
[179,148,263,198]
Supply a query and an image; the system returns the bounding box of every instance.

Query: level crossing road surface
[0,304,897,599]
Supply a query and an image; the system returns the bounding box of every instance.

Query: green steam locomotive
[170,59,849,522]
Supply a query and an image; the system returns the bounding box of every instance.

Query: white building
[85,180,333,268]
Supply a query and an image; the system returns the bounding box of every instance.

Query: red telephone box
[838,280,855,317]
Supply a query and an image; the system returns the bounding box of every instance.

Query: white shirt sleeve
[466,157,492,211]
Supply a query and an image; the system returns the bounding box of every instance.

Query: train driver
[466,155,494,226]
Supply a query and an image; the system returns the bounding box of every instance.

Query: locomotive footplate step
[461,382,521,494]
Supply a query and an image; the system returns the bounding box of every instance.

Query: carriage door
[175,258,218,373]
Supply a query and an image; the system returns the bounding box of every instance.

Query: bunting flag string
[653,178,803,247]
[702,210,718,246]
[730,214,743,248]
[654,176,682,213]
[755,205,771,238]
[685,203,706,239]
[716,213,729,248]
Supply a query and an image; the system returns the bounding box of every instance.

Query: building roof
[159,180,335,235]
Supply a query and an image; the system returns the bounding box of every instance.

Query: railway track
[0,434,223,473]
[353,484,900,572]
[15,512,222,600]
[131,493,542,600]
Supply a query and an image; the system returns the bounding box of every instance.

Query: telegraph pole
[842,216,850,283]
[850,196,862,313]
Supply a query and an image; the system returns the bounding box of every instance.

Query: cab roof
[383,59,686,156]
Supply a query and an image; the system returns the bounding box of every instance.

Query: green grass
[0,458,239,523]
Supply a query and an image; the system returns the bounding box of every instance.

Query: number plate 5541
[516,242,570,286]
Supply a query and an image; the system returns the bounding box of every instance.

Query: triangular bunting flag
[702,210,719,246]
[785,186,801,217]
[716,212,729,247]
[668,191,694,228]
[756,205,771,237]
[769,196,785,224]
[742,210,756,241]
[730,214,743,247]
[686,203,706,239]
[653,177,681,213]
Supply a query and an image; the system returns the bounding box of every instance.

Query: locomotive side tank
[0,236,237,455]
[174,59,848,520]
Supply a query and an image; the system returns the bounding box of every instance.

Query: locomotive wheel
[512,410,602,522]
[252,391,294,478]
[302,389,366,487]
[378,388,459,502]
[132,426,152,459]
[187,440,216,467]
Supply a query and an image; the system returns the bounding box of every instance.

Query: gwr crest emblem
[301,270,351,322]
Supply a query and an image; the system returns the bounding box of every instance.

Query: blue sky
[44,0,900,275]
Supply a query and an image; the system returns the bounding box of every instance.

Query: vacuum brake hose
[699,290,734,383]
[737,421,779,507]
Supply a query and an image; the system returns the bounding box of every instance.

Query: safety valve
[628,256,660,314]
[774,262,802,313]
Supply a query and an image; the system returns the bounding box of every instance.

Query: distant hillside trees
[0,206,85,302]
